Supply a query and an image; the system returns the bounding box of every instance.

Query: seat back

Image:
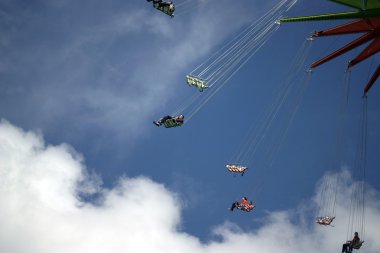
[237,204,254,212]
[153,2,175,17]
[163,118,183,128]
[353,241,364,250]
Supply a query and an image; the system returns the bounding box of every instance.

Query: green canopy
[280,0,380,22]
[330,0,380,10]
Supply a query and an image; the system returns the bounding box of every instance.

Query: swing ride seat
[226,164,248,175]
[236,204,254,212]
[153,1,175,17]
[186,75,209,92]
[347,241,364,253]
[315,216,335,226]
[163,117,183,128]
[156,4,175,17]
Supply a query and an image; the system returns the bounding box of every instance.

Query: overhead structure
[280,0,380,95]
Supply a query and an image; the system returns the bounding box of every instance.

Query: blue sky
[1,0,380,252]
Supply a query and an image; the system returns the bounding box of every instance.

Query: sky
[0,0,380,253]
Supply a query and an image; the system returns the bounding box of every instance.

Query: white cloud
[1,121,380,253]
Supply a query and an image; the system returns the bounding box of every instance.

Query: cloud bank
[1,121,380,253]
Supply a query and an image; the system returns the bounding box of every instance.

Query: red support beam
[313,19,378,37]
[364,64,380,94]
[311,32,376,68]
[349,37,380,67]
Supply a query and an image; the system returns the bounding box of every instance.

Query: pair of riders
[147,0,175,17]
[228,197,255,212]
[153,115,184,127]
